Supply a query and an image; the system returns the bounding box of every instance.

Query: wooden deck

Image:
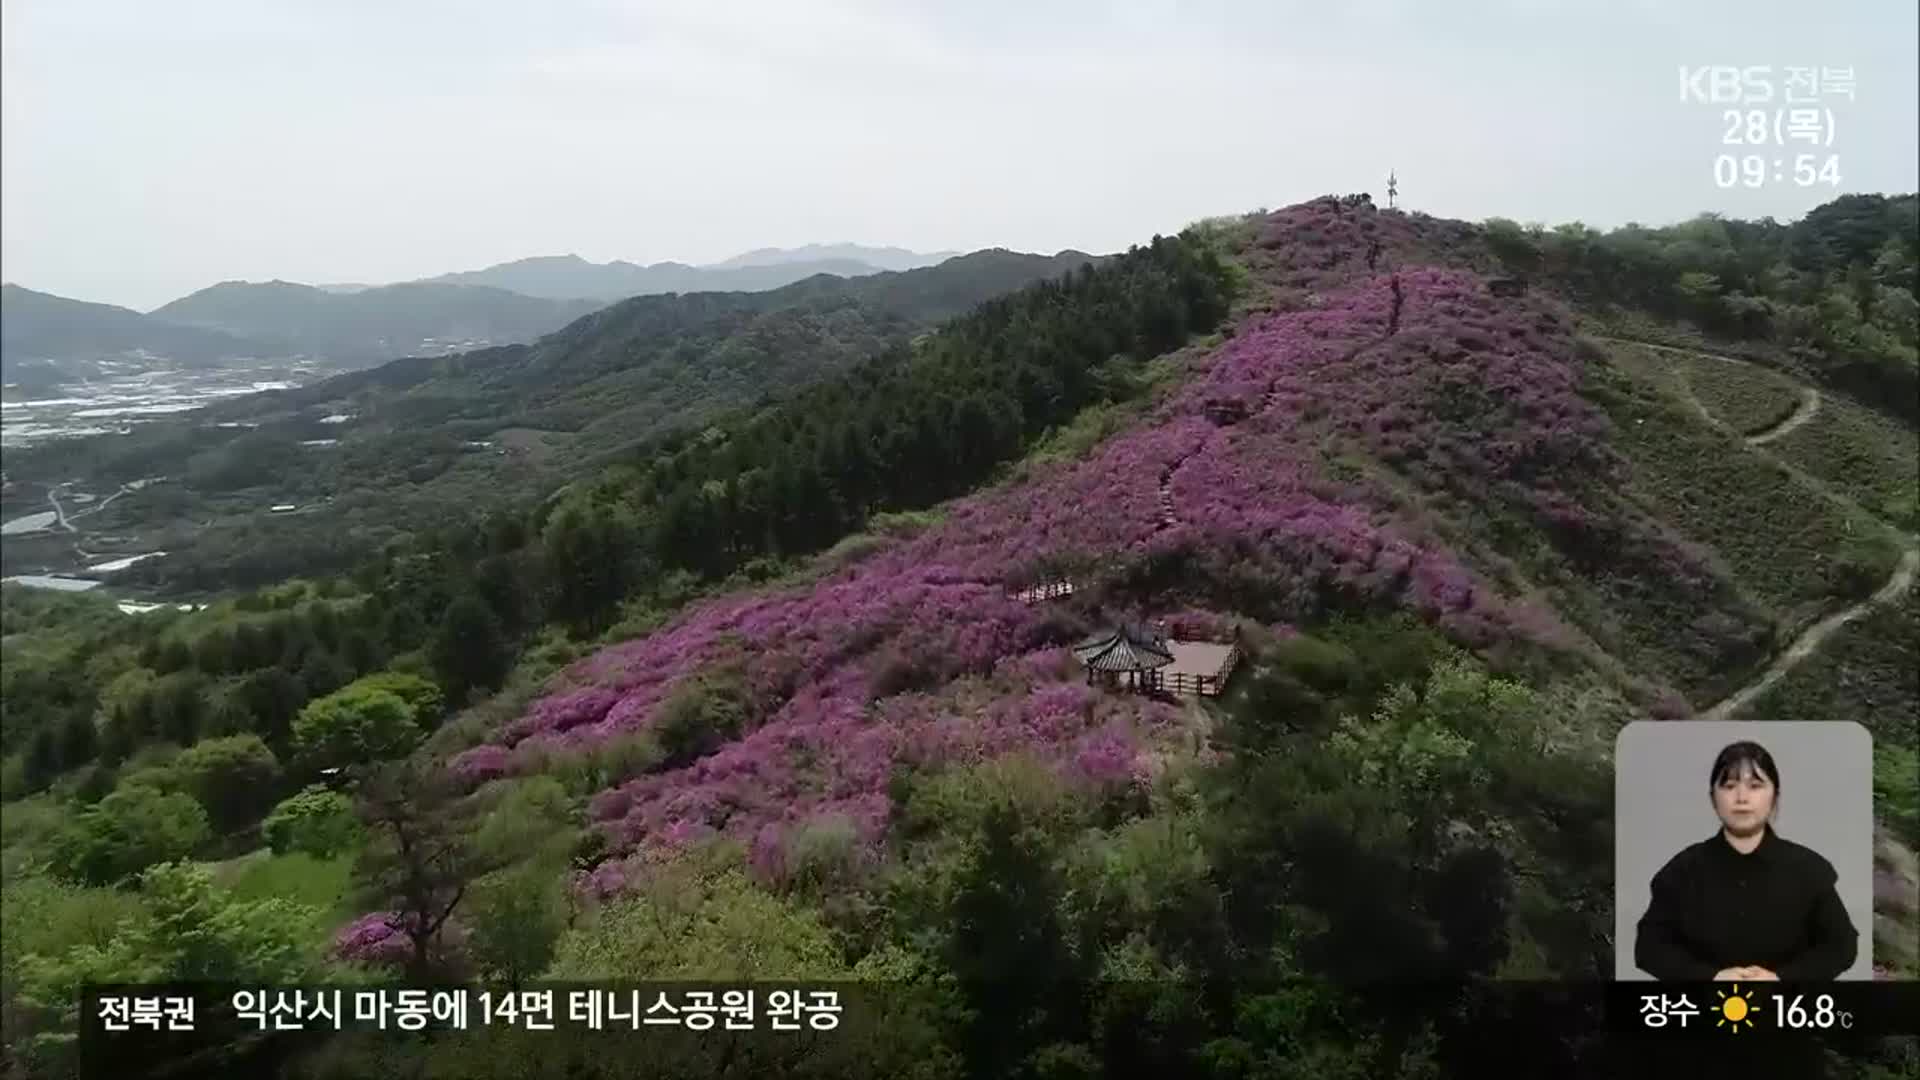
[1094,639,1240,697]
[1163,640,1239,697]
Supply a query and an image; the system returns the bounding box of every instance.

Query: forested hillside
[149,280,607,363]
[0,285,261,373]
[2,196,1915,1079]
[1486,193,1919,416]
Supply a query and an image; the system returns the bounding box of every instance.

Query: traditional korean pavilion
[1072,622,1175,692]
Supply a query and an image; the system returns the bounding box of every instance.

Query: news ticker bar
[77,981,1920,1041]
[84,984,844,1037]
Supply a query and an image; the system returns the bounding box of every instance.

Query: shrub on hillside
[1830,535,1896,600]
[261,785,361,859]
[50,783,211,887]
[653,664,758,769]
[172,734,283,833]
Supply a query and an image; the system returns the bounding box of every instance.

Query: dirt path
[1748,386,1821,445]
[1592,336,1920,720]
[1158,449,1200,529]
[1604,339,1822,448]
[1696,546,1918,722]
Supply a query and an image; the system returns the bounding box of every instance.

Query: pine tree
[430,594,510,703]
[542,500,642,635]
[24,727,60,790]
[57,714,98,770]
[353,759,492,982]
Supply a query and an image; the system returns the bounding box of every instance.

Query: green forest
[1488,192,1919,415]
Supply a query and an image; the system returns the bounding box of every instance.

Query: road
[45,484,76,532]
[69,482,135,522]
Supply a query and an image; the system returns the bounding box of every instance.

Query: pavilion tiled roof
[1072,622,1174,672]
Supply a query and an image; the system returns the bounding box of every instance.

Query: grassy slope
[1597,343,1899,621]
[213,849,359,937]
[1769,392,1920,532]
[1676,354,1804,436]
[1745,588,1918,744]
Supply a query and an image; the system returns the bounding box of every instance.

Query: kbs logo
[1679,66,1774,104]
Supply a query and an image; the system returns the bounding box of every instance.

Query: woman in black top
[1633,740,1859,981]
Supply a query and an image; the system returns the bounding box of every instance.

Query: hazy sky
[4,0,1915,311]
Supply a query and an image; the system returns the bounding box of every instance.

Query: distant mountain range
[150,280,605,363]
[0,247,1104,578]
[0,245,984,385]
[203,247,1102,454]
[0,285,263,389]
[1,280,603,386]
[412,244,958,301]
[711,243,959,273]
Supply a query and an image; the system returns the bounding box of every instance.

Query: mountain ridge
[415,251,949,301]
[0,284,265,387]
[710,243,959,272]
[3,246,1031,372]
[149,279,607,364]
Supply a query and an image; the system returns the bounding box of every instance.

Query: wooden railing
[1158,643,1241,698]
[1013,580,1076,604]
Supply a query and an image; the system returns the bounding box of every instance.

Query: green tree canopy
[135,861,320,981]
[172,733,284,832]
[429,593,511,704]
[342,671,444,726]
[541,499,645,636]
[291,684,421,775]
[262,784,362,859]
[50,783,211,887]
[546,860,844,981]
[465,861,568,989]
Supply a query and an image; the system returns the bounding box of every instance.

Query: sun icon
[1714,984,1760,1033]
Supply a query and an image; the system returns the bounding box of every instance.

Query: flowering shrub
[333,910,473,975]
[504,686,623,743]
[747,813,880,892]
[567,648,1189,891]
[1068,724,1149,787]
[332,912,416,967]
[575,859,630,902]
[1242,198,1494,300]
[449,744,512,788]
